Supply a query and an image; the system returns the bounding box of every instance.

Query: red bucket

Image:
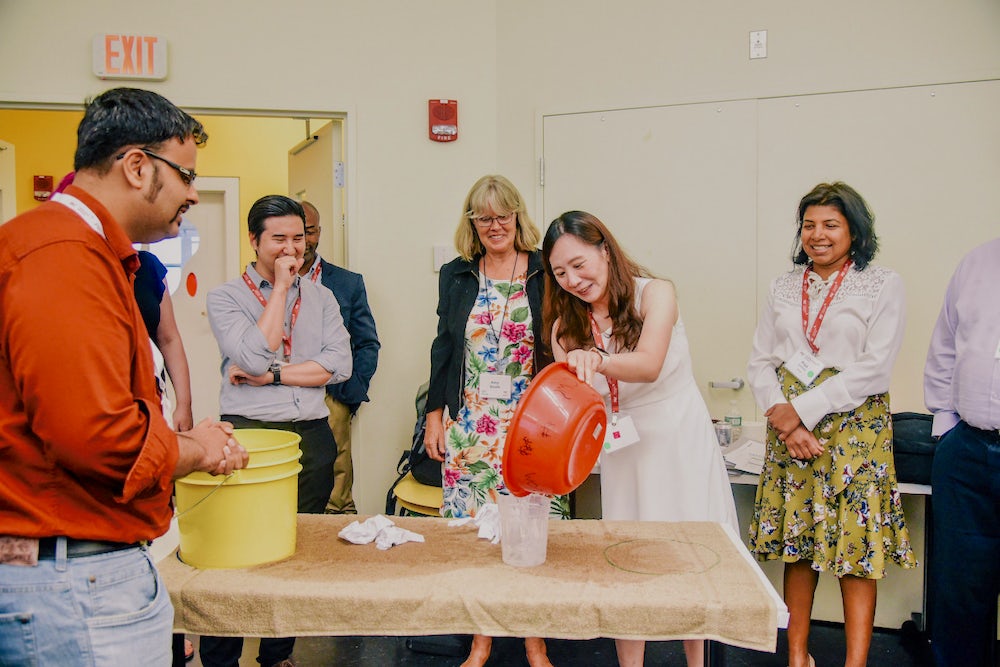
[502,362,608,497]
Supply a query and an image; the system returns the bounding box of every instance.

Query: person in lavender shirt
[923,237,1000,667]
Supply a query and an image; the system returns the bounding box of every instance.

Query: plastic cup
[498,492,549,567]
[714,421,733,446]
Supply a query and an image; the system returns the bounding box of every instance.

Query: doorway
[0,107,350,421]
[0,140,16,223]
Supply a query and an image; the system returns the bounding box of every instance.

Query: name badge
[603,414,640,453]
[479,373,512,400]
[786,349,825,387]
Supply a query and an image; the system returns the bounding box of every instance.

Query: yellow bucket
[230,428,302,466]
[175,429,302,569]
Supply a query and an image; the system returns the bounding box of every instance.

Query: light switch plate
[433,244,454,272]
[750,30,767,59]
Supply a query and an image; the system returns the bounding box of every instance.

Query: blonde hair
[453,175,541,261]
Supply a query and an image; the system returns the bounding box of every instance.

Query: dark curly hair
[792,181,879,269]
[74,87,207,173]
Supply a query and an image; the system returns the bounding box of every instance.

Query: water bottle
[724,400,743,441]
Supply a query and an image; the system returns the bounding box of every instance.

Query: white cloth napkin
[338,515,425,551]
[447,502,501,544]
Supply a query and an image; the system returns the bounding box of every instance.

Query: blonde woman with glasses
[424,175,567,667]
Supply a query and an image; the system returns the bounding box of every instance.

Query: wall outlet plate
[433,244,454,272]
[750,30,767,59]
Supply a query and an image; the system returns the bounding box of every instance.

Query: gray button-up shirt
[207,263,352,422]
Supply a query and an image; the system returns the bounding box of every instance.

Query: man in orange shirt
[0,87,248,666]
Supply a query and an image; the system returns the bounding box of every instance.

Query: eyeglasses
[469,212,515,228]
[116,148,197,186]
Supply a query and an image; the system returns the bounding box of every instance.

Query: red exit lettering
[104,35,159,76]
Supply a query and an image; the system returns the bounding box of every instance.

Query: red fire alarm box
[428,99,458,142]
[34,175,54,201]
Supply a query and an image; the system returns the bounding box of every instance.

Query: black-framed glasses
[469,212,515,229]
[116,148,197,186]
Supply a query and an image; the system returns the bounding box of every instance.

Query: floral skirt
[441,394,569,520]
[748,366,917,579]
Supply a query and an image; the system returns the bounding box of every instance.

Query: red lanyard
[308,260,322,284]
[800,259,852,354]
[589,311,619,423]
[242,272,301,360]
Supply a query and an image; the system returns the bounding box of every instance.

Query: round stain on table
[604,538,721,575]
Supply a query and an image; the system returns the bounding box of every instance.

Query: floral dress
[748,367,917,578]
[441,270,570,519]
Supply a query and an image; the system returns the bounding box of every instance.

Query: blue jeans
[0,542,173,666]
[930,421,1000,667]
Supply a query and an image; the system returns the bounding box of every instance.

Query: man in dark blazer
[298,201,380,513]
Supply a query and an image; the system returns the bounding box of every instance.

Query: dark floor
[190,621,943,666]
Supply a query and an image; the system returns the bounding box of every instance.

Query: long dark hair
[541,211,652,353]
[792,182,879,269]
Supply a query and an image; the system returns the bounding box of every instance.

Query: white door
[0,140,16,224]
[541,101,759,421]
[158,176,241,422]
[288,120,346,266]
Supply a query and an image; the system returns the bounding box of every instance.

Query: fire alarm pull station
[34,175,54,201]
[429,99,458,142]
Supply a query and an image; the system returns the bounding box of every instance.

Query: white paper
[474,503,501,544]
[723,439,766,475]
[447,502,501,544]
[338,514,425,550]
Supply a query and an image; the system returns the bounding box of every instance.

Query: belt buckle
[0,536,40,566]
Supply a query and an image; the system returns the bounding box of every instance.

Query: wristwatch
[589,346,610,369]
[269,363,282,385]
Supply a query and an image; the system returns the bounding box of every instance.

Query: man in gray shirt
[202,195,351,667]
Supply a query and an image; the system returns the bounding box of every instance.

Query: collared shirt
[0,185,178,542]
[924,237,1000,436]
[207,263,351,422]
[747,264,906,430]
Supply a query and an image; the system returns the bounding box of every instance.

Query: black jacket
[316,259,380,413]
[426,250,549,417]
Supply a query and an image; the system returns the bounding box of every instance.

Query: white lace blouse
[746,264,906,430]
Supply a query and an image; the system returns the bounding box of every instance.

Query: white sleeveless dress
[595,278,739,534]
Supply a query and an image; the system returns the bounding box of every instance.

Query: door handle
[709,378,744,390]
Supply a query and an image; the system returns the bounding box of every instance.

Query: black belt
[37,538,141,560]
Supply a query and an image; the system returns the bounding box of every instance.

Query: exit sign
[92,34,167,81]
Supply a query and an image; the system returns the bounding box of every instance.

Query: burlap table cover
[160,514,779,652]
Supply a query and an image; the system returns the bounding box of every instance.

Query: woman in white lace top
[746,182,917,667]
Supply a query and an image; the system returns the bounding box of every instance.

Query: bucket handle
[174,472,235,518]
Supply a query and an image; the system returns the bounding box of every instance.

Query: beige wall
[0,0,499,520]
[1,1,998,538]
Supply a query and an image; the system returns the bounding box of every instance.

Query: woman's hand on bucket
[565,347,605,385]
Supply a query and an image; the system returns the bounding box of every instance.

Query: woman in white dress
[542,210,738,667]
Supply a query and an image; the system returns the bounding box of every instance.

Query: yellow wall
[192,115,319,265]
[0,110,314,265]
[0,110,80,213]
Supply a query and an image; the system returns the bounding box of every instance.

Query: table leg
[706,639,726,667]
[922,494,933,634]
